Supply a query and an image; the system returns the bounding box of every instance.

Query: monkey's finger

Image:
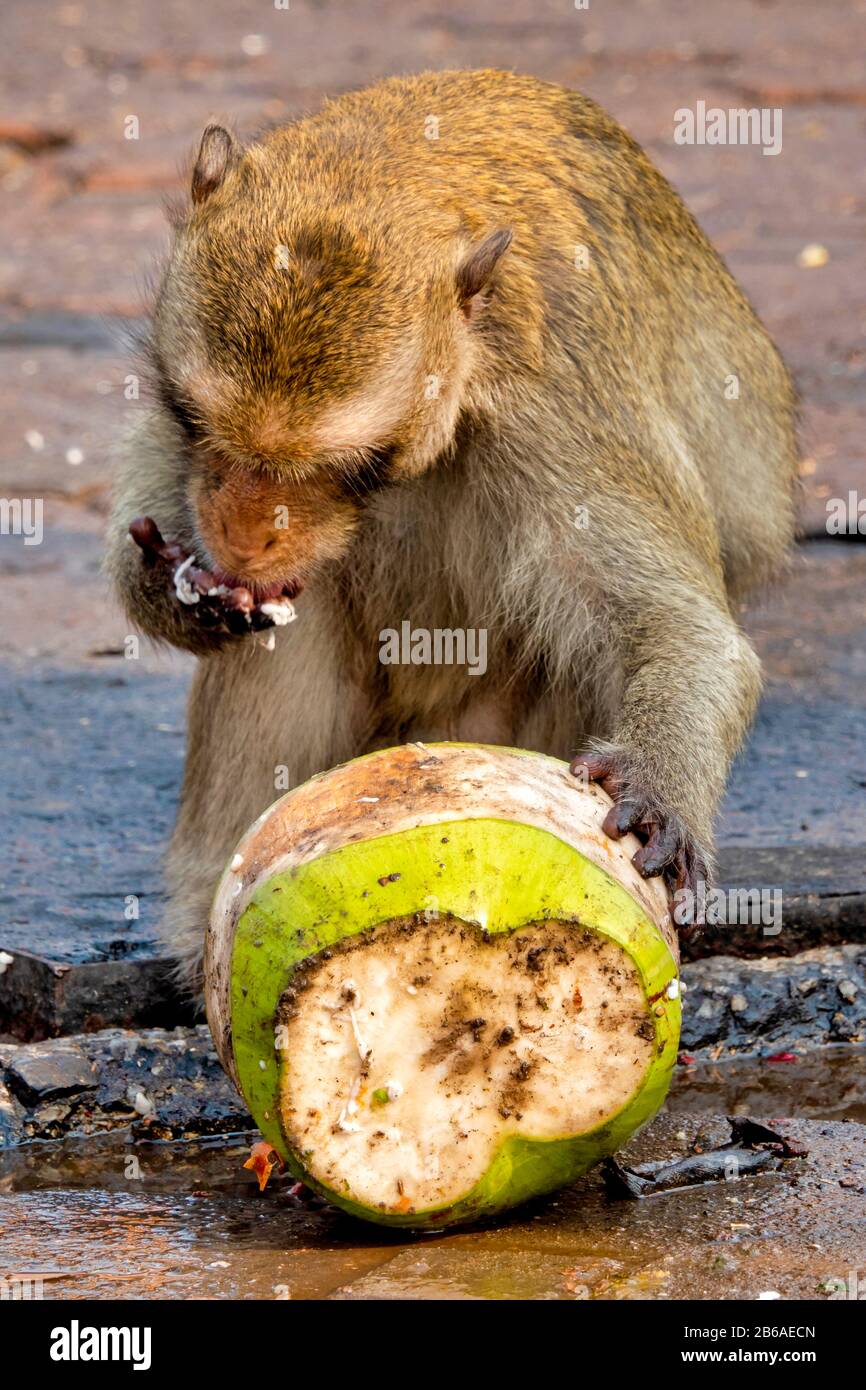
[195,605,227,630]
[570,755,623,804]
[222,586,255,615]
[130,517,194,577]
[223,607,254,636]
[633,821,682,877]
[667,844,710,936]
[186,564,220,595]
[670,865,701,934]
[205,586,254,635]
[129,515,163,550]
[602,800,642,839]
[677,847,709,904]
[569,752,613,782]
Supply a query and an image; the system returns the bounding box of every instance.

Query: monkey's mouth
[211,571,304,603]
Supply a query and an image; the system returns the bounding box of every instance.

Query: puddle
[667,1046,866,1123]
[1,1049,864,1300]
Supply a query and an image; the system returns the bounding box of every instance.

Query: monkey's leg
[570,587,761,911]
[162,591,373,993]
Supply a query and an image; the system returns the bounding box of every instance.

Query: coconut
[205,743,679,1228]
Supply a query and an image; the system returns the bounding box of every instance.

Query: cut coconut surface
[207,744,679,1228]
[278,915,654,1217]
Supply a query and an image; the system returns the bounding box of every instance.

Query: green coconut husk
[206,743,679,1229]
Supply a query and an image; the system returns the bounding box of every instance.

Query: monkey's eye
[341,446,396,501]
[159,384,200,441]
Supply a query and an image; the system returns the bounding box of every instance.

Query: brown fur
[104,70,798,988]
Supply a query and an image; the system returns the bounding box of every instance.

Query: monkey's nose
[222,513,277,546]
[215,542,252,569]
[205,507,282,579]
[218,527,271,570]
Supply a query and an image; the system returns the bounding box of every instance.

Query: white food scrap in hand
[259,599,296,625]
[173,554,200,605]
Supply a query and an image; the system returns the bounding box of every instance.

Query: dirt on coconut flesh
[277,916,655,1215]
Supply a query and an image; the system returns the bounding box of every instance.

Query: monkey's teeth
[259,599,297,626]
[173,554,200,605]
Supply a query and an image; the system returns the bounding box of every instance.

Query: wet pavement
[1,0,865,1030]
[2,1055,865,1300]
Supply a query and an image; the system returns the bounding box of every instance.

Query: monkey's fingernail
[634,850,666,877]
[570,755,607,780]
[635,821,679,871]
[129,516,163,557]
[603,804,635,838]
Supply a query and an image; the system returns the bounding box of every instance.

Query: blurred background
[0,0,864,1037]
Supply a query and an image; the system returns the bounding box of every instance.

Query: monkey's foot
[569,751,710,921]
[129,517,298,637]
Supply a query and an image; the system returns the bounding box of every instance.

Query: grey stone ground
[2,944,866,1145]
[0,0,864,1298]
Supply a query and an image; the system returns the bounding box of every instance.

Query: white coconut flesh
[278,916,654,1215]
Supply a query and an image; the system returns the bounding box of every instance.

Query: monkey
[104,69,798,991]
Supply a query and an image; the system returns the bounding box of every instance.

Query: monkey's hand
[128,516,297,639]
[569,750,710,925]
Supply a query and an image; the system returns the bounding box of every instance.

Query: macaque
[105,70,797,989]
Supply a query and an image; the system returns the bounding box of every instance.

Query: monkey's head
[151,125,513,597]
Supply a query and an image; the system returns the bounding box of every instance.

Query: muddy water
[2,1050,864,1300]
[668,1047,866,1123]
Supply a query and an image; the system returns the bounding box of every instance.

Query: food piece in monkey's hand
[128,516,297,637]
[569,750,710,928]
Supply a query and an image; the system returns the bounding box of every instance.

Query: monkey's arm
[104,410,284,654]
[570,535,761,904]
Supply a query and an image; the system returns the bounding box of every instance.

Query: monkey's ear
[191,125,235,205]
[455,227,513,313]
